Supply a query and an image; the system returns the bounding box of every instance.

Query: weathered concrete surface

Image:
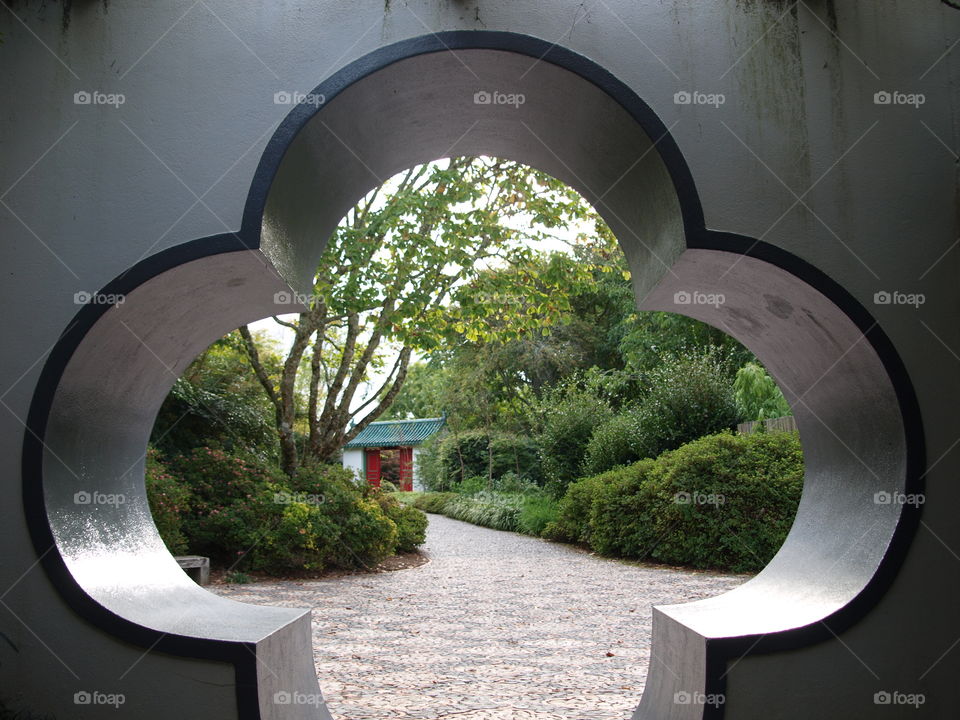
[213,515,745,720]
[1,1,958,718]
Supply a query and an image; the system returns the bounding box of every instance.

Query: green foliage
[225,571,251,584]
[412,489,559,538]
[443,492,523,532]
[420,429,543,490]
[537,379,614,489]
[517,493,560,536]
[156,448,409,573]
[543,462,651,545]
[734,362,791,421]
[144,448,191,555]
[455,475,488,495]
[321,158,597,352]
[619,311,753,374]
[373,491,428,552]
[152,334,277,460]
[552,431,803,572]
[631,350,739,458]
[582,410,646,477]
[410,492,458,514]
[381,362,447,420]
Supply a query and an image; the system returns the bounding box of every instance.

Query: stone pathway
[212,514,746,720]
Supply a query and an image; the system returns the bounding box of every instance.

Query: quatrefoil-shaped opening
[25,32,922,720]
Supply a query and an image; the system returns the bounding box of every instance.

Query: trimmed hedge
[545,431,803,572]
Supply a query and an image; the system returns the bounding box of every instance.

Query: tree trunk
[238,325,299,476]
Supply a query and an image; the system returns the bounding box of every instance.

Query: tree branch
[238,325,281,410]
[343,347,413,443]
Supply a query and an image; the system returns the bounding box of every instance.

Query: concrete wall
[342,449,364,483]
[412,447,426,492]
[0,2,957,719]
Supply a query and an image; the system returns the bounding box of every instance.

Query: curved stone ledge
[22,31,923,720]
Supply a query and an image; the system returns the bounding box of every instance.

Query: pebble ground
[212,514,746,720]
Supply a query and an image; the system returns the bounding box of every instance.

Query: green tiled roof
[344,417,446,449]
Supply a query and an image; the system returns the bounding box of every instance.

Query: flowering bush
[145,448,191,554]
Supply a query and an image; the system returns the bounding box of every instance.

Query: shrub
[517,493,560,536]
[166,447,284,565]
[633,350,739,459]
[552,431,803,572]
[582,409,646,476]
[164,449,406,573]
[288,464,399,569]
[495,471,530,494]
[414,488,559,538]
[544,461,653,545]
[391,491,423,505]
[586,461,660,558]
[640,431,802,571]
[374,491,428,552]
[537,381,614,489]
[443,491,522,532]
[333,496,399,567]
[145,447,192,554]
[151,375,276,461]
[454,475,488,495]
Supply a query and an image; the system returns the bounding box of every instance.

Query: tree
[240,156,598,474]
[379,361,448,420]
[733,362,791,421]
[151,333,279,459]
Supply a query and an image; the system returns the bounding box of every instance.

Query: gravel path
[212,514,746,720]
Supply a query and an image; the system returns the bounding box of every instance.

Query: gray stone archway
[20,33,922,720]
[2,3,955,719]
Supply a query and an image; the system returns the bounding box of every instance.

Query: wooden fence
[736,415,798,435]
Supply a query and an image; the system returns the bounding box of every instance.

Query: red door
[399,447,414,492]
[365,449,381,488]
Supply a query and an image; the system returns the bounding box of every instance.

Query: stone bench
[175,556,210,586]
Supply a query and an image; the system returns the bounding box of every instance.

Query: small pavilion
[341,417,446,491]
